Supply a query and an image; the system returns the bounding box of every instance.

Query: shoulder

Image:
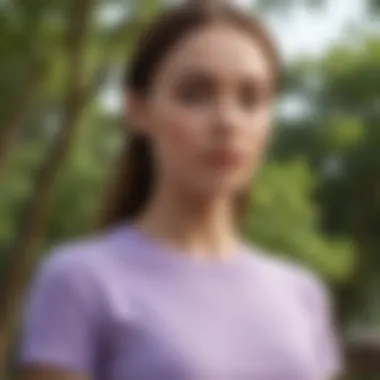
[246,244,331,313]
[19,231,129,372]
[30,227,129,300]
[246,246,342,377]
[37,234,111,278]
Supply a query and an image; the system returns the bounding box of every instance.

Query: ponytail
[100,134,154,227]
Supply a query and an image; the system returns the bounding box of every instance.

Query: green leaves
[244,160,355,282]
[323,115,365,153]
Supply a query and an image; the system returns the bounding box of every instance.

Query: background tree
[0,0,379,378]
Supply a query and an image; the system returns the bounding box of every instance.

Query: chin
[197,180,245,199]
[182,171,249,199]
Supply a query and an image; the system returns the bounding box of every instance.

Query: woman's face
[130,23,275,199]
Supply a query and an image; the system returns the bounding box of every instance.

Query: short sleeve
[302,273,343,379]
[19,250,102,374]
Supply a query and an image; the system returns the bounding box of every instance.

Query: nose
[211,99,241,137]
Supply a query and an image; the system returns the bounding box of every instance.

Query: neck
[136,181,241,260]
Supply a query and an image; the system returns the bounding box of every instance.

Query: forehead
[155,23,272,84]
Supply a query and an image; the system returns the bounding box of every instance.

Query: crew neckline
[116,223,251,274]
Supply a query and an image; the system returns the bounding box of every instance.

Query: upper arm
[298,271,343,380]
[18,250,103,378]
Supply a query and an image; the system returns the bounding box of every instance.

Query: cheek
[244,107,272,162]
[149,100,205,166]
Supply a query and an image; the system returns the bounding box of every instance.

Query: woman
[18,1,342,379]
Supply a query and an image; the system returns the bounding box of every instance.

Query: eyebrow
[175,68,274,97]
[172,69,215,84]
[176,69,268,89]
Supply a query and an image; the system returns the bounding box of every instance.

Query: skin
[19,23,274,380]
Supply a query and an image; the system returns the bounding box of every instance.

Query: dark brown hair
[100,1,281,228]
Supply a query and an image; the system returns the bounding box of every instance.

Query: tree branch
[0,0,95,373]
[0,62,46,175]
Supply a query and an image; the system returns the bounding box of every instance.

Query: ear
[124,91,150,136]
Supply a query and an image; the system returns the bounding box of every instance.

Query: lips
[207,149,243,168]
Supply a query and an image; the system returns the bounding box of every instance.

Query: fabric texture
[19,224,341,379]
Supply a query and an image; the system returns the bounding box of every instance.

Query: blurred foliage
[0,0,379,377]
[245,159,355,283]
[269,34,380,326]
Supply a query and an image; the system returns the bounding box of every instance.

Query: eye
[238,81,269,110]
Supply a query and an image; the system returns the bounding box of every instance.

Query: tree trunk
[0,63,45,175]
[0,0,94,373]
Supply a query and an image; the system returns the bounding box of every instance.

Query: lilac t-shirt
[19,225,341,379]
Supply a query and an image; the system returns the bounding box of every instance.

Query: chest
[103,272,319,380]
